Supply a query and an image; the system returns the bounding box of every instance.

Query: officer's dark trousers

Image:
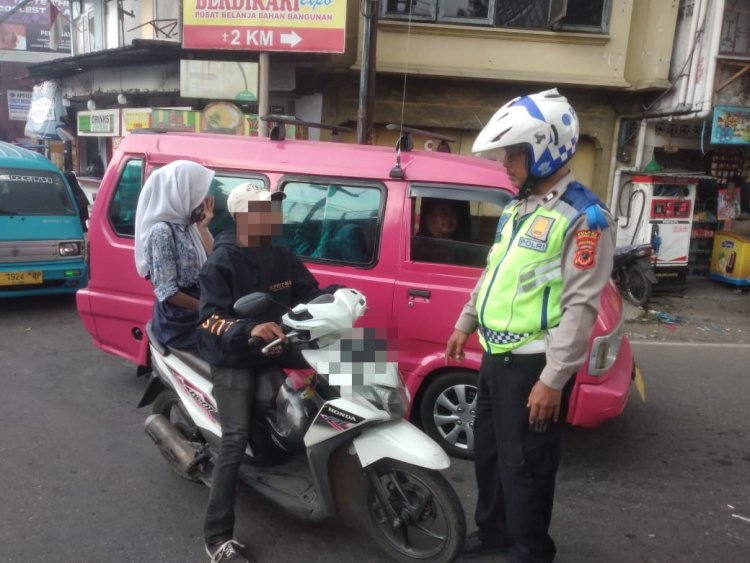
[473,351,573,563]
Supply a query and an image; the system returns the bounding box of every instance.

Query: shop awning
[26,39,266,80]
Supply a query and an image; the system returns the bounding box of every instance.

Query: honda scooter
[613,244,657,307]
[138,288,466,563]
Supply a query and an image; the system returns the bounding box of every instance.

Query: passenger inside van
[411,198,473,264]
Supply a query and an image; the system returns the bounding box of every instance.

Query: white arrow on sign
[280,31,301,48]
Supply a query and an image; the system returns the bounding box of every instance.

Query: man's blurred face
[234,201,283,247]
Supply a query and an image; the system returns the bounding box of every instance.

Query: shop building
[612,0,750,288]
[23,1,682,207]
[317,0,680,201]
[0,0,72,161]
[25,0,362,175]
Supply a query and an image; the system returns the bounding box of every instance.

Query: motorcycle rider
[445,89,615,562]
[197,183,326,563]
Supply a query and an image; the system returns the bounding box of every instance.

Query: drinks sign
[77,109,121,137]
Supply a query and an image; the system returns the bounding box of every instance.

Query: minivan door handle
[408,288,431,298]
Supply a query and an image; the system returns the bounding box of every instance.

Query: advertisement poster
[24,80,66,140]
[152,109,201,132]
[0,0,71,53]
[7,89,32,120]
[121,108,153,133]
[711,106,750,145]
[182,0,347,53]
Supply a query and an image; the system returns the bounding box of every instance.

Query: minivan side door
[393,185,512,380]
[280,177,398,333]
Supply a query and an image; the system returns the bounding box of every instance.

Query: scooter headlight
[372,384,410,420]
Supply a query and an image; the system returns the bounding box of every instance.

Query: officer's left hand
[527,380,562,423]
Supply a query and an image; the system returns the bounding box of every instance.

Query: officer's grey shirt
[454,172,616,390]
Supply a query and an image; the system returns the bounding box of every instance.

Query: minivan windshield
[0,168,75,216]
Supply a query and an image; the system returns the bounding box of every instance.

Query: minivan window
[0,168,75,216]
[108,159,145,237]
[282,181,383,266]
[108,160,265,238]
[409,186,510,268]
[208,175,266,236]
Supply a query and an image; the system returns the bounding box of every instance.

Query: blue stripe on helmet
[511,96,546,122]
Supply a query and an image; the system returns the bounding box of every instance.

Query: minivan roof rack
[260,115,353,141]
[385,124,456,153]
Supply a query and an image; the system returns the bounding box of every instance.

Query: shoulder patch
[573,229,601,270]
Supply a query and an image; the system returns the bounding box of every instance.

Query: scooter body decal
[172,370,218,422]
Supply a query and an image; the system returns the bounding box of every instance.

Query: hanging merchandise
[709,147,744,184]
[24,80,68,141]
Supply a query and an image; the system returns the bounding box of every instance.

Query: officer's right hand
[250,322,286,342]
[445,329,469,365]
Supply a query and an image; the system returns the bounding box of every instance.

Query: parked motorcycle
[138,288,466,563]
[613,244,657,307]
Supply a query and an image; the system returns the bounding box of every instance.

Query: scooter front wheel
[358,459,465,562]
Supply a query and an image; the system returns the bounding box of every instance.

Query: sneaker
[462,530,513,558]
[205,539,249,563]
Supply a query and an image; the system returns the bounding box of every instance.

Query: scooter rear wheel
[358,459,465,562]
[625,266,653,308]
[151,389,211,485]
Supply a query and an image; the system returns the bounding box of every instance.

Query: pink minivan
[77,130,637,458]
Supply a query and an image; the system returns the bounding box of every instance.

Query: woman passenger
[134,160,215,350]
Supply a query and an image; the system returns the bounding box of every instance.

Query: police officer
[445,89,615,562]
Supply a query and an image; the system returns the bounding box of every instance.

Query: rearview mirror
[233,292,272,318]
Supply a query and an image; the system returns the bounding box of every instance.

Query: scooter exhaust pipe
[144,414,197,475]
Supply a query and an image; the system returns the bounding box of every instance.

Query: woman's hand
[198,196,215,229]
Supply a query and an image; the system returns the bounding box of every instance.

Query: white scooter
[138,288,466,562]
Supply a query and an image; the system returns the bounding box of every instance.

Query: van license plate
[634,366,646,402]
[0,271,43,286]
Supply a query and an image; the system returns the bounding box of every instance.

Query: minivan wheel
[419,372,478,460]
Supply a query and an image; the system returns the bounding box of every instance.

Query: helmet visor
[475,143,527,164]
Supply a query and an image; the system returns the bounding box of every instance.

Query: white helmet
[473,88,579,179]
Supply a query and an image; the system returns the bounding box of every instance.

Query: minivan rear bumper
[567,335,634,428]
[0,260,88,298]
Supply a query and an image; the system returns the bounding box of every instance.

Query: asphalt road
[0,295,748,562]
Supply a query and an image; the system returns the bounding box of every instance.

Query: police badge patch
[526,216,555,242]
[573,229,601,270]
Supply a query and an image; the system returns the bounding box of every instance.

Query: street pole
[259,52,270,137]
[357,0,378,145]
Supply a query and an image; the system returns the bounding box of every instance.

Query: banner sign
[77,109,121,137]
[24,80,66,140]
[0,0,71,53]
[182,0,347,53]
[152,108,201,132]
[711,106,750,145]
[121,108,153,133]
[181,60,259,102]
[7,89,32,120]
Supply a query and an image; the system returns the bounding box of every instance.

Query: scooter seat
[169,347,213,381]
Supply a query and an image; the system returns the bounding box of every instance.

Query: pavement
[623,276,750,344]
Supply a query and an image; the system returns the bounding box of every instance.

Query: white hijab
[134,160,215,278]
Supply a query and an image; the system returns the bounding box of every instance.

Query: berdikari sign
[182,0,347,53]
